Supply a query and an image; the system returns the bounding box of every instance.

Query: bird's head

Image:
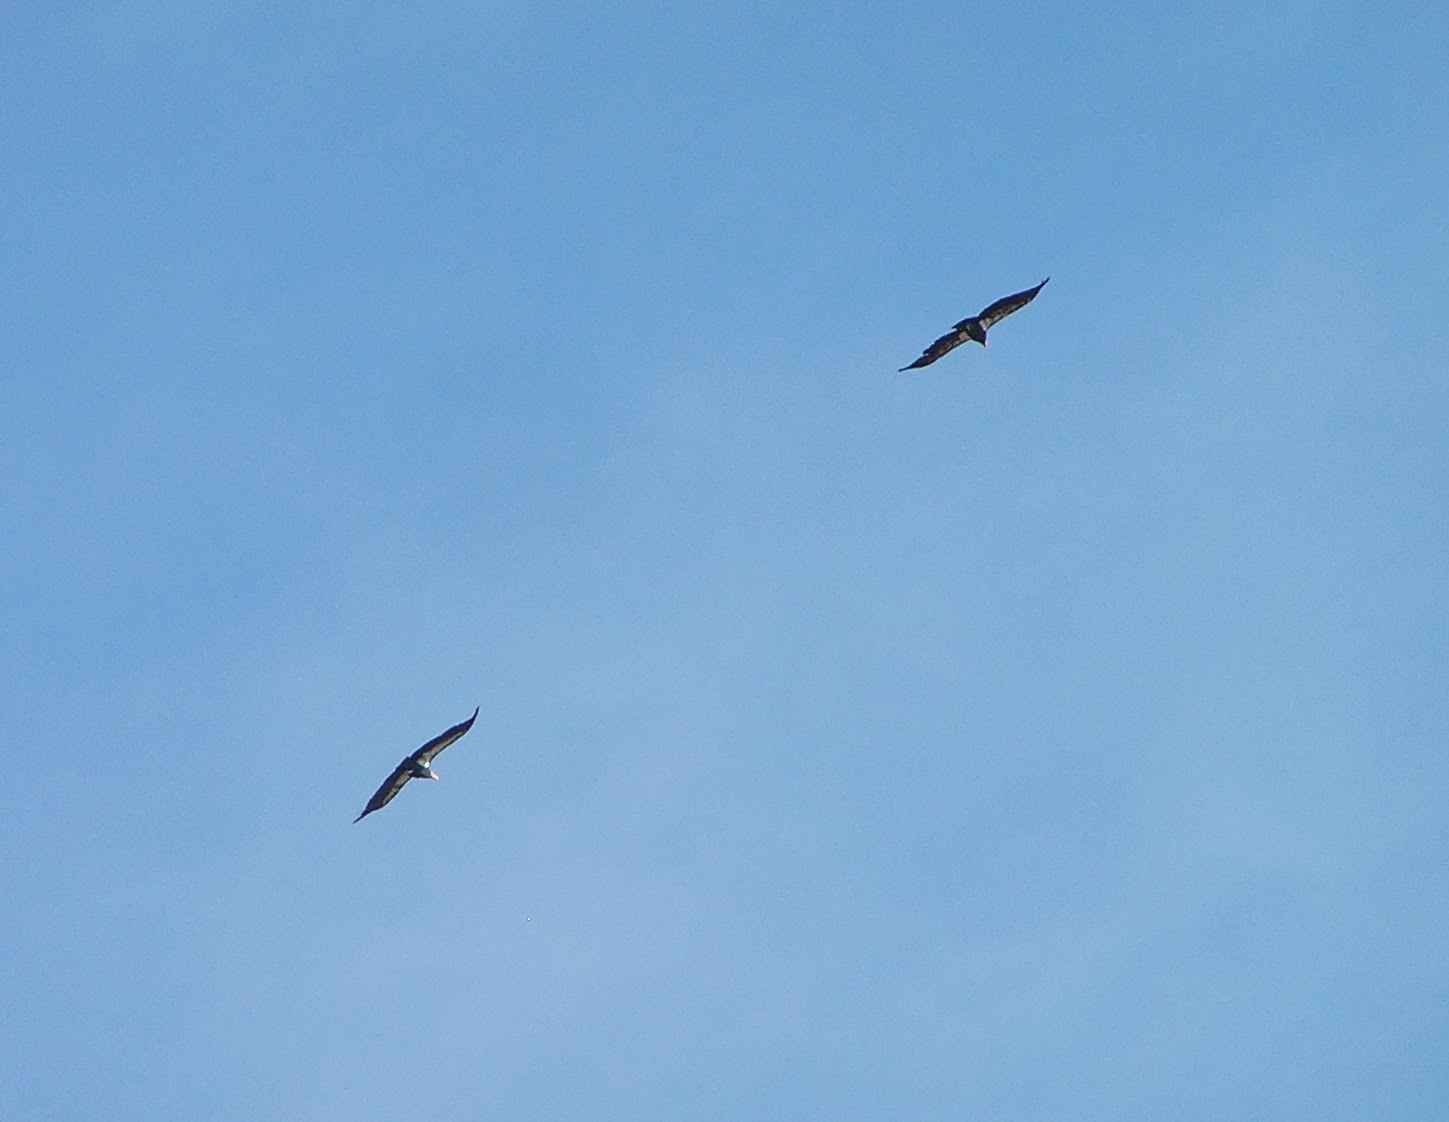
[966,321,988,347]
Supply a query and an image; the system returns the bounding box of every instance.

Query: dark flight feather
[900,277,1049,370]
[353,707,480,823]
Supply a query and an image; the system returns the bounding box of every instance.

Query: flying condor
[353,708,479,823]
[899,278,1049,370]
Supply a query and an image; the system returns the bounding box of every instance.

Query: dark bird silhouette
[899,278,1049,370]
[353,708,479,823]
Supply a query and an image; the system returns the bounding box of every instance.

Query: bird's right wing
[976,277,1049,330]
[412,707,480,767]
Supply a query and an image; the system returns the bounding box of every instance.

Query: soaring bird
[353,708,479,823]
[899,278,1049,370]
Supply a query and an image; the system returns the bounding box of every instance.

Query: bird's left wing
[977,277,1049,330]
[900,328,969,370]
[354,760,414,823]
[412,707,480,767]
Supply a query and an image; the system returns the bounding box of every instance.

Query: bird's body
[353,708,479,823]
[900,277,1049,370]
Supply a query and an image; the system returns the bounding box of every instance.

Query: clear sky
[3,2,1446,1118]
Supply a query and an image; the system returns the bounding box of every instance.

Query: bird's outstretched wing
[353,707,480,823]
[976,277,1049,330]
[354,759,416,823]
[900,328,971,370]
[412,707,480,767]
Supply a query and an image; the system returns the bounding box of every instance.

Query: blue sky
[2,2,1447,1118]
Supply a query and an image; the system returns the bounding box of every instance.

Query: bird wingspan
[900,277,1048,370]
[353,707,480,822]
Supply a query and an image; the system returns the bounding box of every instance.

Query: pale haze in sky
[2,3,1446,1119]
